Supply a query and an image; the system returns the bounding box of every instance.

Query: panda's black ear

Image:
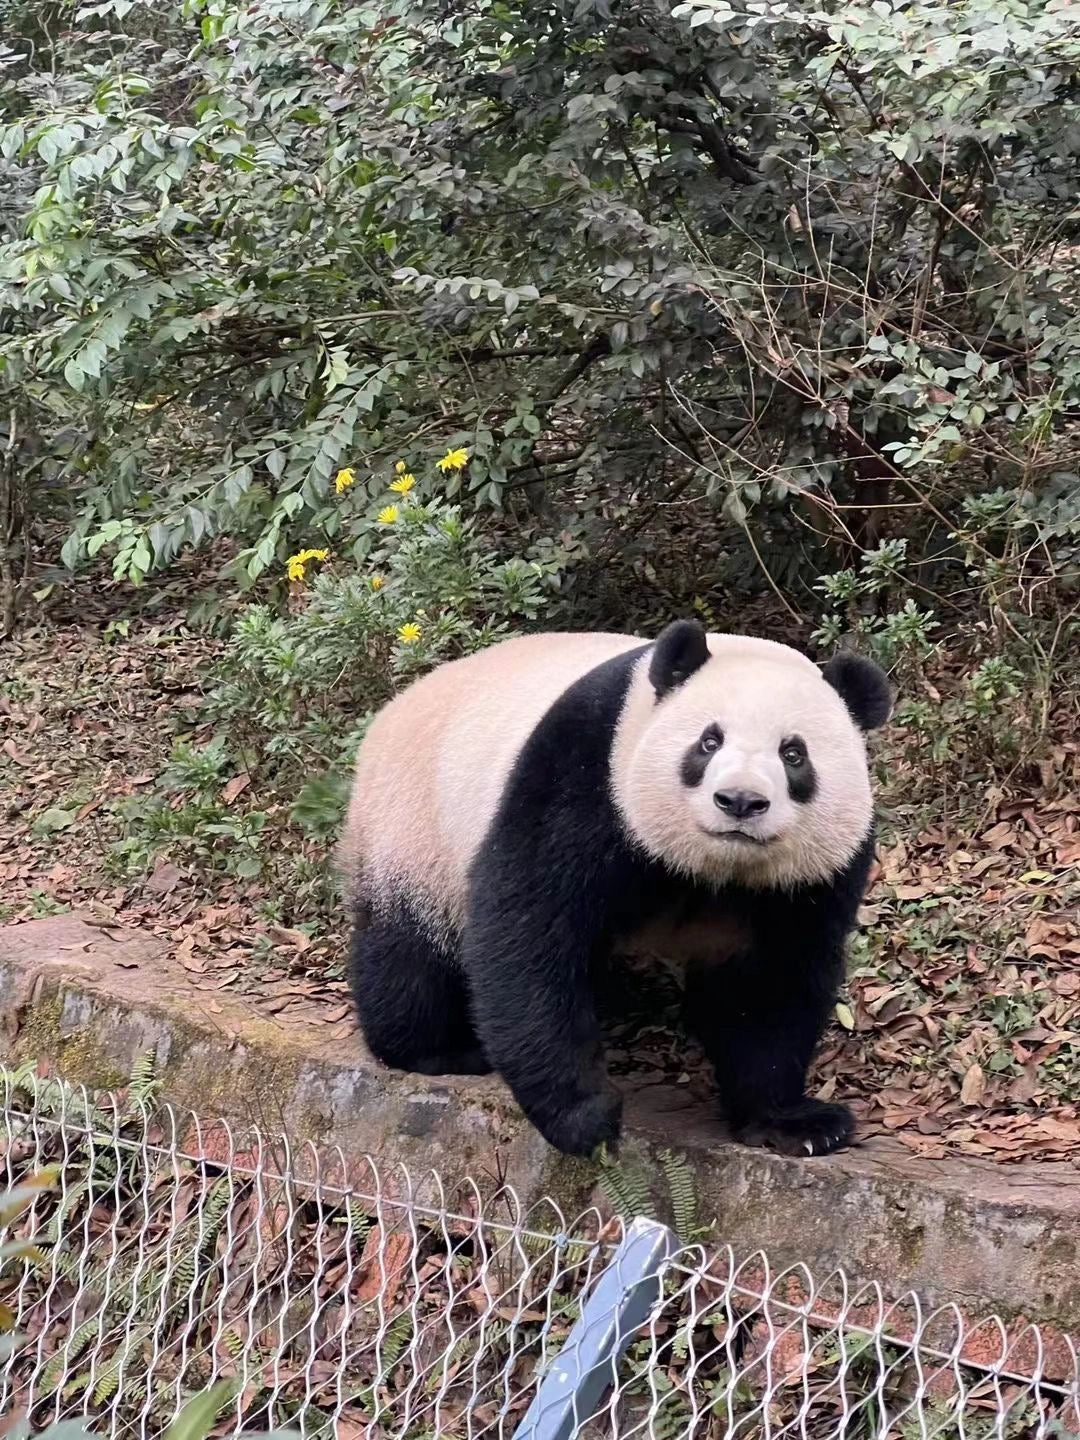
[821,652,893,732]
[649,620,710,699]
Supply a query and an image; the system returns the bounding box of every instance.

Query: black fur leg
[463,858,629,1157]
[684,842,874,1160]
[523,1078,623,1158]
[685,942,841,1142]
[733,1099,855,1157]
[464,890,623,1155]
[458,648,658,1157]
[348,914,491,1077]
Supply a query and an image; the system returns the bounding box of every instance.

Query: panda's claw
[733,1099,855,1158]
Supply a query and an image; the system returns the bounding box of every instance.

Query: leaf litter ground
[1,585,1078,1168]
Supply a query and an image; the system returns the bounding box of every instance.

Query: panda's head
[611,620,892,889]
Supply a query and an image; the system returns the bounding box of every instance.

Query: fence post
[511,1216,678,1440]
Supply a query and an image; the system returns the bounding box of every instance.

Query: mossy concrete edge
[2,912,1078,1332]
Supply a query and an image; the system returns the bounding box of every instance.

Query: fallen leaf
[960,1063,986,1106]
[269,924,311,953]
[147,859,183,896]
[2,738,32,766]
[356,1228,413,1303]
[221,772,251,805]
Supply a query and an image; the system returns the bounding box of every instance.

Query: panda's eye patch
[681,725,723,787]
[699,725,724,755]
[780,737,807,767]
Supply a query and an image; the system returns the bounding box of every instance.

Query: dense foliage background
[2,0,1077,613]
[1,0,1079,1167]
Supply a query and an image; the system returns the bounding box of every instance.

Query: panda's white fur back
[341,628,875,941]
[339,631,642,937]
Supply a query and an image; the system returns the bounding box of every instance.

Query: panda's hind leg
[348,911,490,1077]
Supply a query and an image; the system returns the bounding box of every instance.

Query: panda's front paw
[733,1099,854,1158]
[534,1083,623,1158]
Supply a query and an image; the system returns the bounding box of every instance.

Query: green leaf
[163,1381,237,1440]
[148,521,171,564]
[130,538,152,572]
[722,489,747,526]
[31,808,78,836]
[60,532,84,570]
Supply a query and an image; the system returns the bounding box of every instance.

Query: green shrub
[208,481,566,777]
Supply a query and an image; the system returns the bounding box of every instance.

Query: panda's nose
[714,789,770,820]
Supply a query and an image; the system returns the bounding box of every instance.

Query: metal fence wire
[1,1065,1078,1440]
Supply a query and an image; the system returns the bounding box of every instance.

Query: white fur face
[611,638,876,890]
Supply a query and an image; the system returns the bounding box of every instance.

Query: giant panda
[339,620,891,1159]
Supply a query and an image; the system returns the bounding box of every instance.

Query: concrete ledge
[2,912,1079,1330]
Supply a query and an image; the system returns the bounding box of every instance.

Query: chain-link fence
[1,1066,1077,1439]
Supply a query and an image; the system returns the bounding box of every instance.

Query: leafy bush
[209,480,566,771]
[814,543,1043,777]
[104,480,567,876]
[1,0,1077,628]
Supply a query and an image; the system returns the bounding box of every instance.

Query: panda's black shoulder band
[649,619,710,699]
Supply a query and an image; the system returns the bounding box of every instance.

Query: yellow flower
[397,622,421,645]
[436,447,469,473]
[389,473,416,495]
[395,460,407,475]
[370,574,385,591]
[334,467,356,495]
[377,505,399,525]
[286,547,330,583]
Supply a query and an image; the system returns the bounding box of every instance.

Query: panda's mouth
[700,825,776,848]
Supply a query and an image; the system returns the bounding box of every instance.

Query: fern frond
[39,1316,101,1396]
[220,1327,247,1360]
[660,1150,697,1239]
[43,1177,90,1244]
[92,1358,121,1405]
[198,1176,233,1253]
[0,1061,39,1095]
[127,1048,161,1109]
[380,1311,413,1372]
[346,1198,372,1244]
[597,1156,651,1221]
